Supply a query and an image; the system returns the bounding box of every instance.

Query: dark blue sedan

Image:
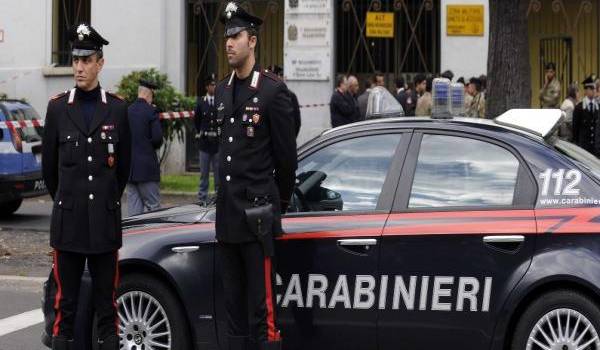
[44,109,600,350]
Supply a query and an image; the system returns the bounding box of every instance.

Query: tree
[486,0,531,118]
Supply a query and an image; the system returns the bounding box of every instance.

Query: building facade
[0,0,491,173]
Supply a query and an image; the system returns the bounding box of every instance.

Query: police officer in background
[268,65,301,136]
[215,2,297,349]
[194,75,220,204]
[573,75,600,157]
[127,79,163,216]
[41,23,131,350]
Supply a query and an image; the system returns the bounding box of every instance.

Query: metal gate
[336,0,440,87]
[528,0,598,107]
[185,0,284,172]
[540,37,573,102]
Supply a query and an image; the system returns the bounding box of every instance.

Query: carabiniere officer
[215,2,297,350]
[41,22,131,350]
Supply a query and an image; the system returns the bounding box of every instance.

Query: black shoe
[228,335,249,350]
[51,336,73,350]
[98,335,119,350]
[260,339,283,350]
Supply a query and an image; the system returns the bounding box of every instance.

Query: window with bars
[335,0,440,77]
[52,0,91,66]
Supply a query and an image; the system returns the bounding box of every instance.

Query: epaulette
[49,91,68,101]
[106,91,125,101]
[262,69,282,82]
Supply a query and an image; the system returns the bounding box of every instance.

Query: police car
[44,89,600,350]
[0,99,46,215]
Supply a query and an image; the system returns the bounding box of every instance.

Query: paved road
[0,194,195,232]
[0,276,48,350]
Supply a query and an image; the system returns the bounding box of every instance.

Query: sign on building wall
[285,16,331,47]
[285,0,330,14]
[366,12,394,38]
[284,0,331,80]
[446,5,484,36]
[284,48,331,81]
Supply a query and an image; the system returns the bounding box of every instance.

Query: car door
[378,131,538,349]
[276,131,410,350]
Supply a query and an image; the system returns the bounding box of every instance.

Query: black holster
[245,202,274,257]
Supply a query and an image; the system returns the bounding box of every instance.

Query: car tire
[512,289,600,350]
[95,273,192,350]
[0,198,22,216]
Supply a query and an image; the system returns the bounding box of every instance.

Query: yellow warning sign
[366,12,394,38]
[447,5,484,36]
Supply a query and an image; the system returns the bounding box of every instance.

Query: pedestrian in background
[127,79,163,216]
[330,74,356,127]
[540,62,561,108]
[559,83,578,141]
[465,77,486,118]
[357,78,373,120]
[403,74,426,116]
[415,76,433,116]
[194,75,219,204]
[346,75,361,122]
[268,65,301,136]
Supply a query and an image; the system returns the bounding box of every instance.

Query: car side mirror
[316,188,343,211]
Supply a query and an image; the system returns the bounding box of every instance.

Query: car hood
[122,204,215,230]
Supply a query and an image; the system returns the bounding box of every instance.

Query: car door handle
[337,239,378,246]
[483,235,525,243]
[171,246,200,254]
[483,235,525,253]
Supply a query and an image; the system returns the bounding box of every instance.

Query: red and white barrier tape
[0,102,330,128]
[158,103,328,121]
[159,111,194,120]
[0,119,44,129]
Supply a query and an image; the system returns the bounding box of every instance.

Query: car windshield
[551,136,600,181]
[2,102,43,142]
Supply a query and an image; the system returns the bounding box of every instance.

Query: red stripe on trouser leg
[263,257,281,341]
[52,250,63,336]
[113,252,120,335]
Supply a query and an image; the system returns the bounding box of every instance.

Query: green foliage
[0,92,7,100]
[117,69,196,165]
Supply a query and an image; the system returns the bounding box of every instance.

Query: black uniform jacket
[42,87,131,254]
[128,98,162,183]
[215,65,297,243]
[194,95,220,154]
[573,99,600,157]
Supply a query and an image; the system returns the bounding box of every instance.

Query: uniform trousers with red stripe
[218,241,282,350]
[52,250,119,341]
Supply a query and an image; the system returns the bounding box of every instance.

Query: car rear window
[1,102,43,142]
[552,137,600,182]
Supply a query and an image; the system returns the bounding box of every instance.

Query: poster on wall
[285,0,330,14]
[284,48,331,81]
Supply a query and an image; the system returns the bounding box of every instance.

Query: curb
[161,191,197,197]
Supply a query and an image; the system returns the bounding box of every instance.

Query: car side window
[408,134,520,208]
[290,134,401,213]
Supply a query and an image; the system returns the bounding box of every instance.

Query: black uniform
[573,97,600,156]
[41,23,130,350]
[194,94,220,154]
[215,4,297,350]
